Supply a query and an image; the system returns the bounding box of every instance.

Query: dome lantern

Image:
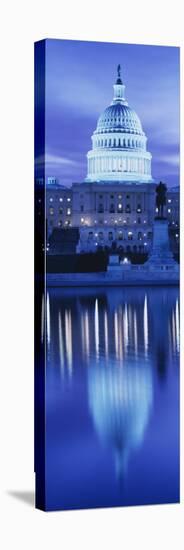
[113,64,127,104]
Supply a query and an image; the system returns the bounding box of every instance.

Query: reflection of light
[123,257,128,264]
[144,295,148,355]
[58,312,64,374]
[95,299,99,359]
[41,293,44,343]
[172,310,176,352]
[84,310,90,358]
[134,311,138,356]
[123,303,128,352]
[118,307,123,361]
[46,292,50,345]
[65,310,72,376]
[104,311,108,358]
[176,299,180,352]
[81,311,90,359]
[114,311,119,359]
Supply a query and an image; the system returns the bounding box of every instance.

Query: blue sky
[40,39,180,187]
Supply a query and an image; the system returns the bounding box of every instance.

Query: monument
[145,182,179,272]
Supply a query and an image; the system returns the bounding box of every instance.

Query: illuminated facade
[42,67,179,253]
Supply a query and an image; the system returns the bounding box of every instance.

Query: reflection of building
[36,66,179,254]
[46,287,179,476]
[88,360,153,478]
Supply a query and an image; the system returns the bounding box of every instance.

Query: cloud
[155,153,180,167]
[35,153,81,167]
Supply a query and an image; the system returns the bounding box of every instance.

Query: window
[125,205,131,213]
[136,203,142,213]
[59,197,63,202]
[118,231,123,240]
[67,197,71,202]
[108,232,113,241]
[49,197,53,202]
[138,232,142,240]
[137,217,141,224]
[98,204,104,213]
[59,207,63,214]
[118,203,122,211]
[109,204,115,213]
[67,208,71,216]
[80,205,84,212]
[128,231,133,240]
[49,207,54,215]
[148,232,152,240]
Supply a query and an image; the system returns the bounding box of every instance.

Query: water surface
[46,287,179,510]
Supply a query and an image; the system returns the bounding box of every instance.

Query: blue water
[45,287,179,511]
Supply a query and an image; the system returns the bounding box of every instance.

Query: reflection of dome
[86,65,153,183]
[88,360,153,478]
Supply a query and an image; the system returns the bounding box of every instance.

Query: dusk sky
[39,39,180,187]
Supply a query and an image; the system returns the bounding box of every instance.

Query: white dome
[86,66,153,183]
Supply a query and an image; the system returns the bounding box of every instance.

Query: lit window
[81,217,84,223]
[49,197,53,202]
[168,208,171,213]
[49,207,54,215]
[118,203,122,209]
[59,197,63,202]
[168,199,171,203]
[67,197,71,202]
[67,208,71,215]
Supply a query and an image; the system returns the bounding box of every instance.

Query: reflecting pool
[45,287,179,510]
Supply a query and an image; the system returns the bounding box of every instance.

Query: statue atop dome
[117,64,121,78]
[116,64,122,85]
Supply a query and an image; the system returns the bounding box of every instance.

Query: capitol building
[38,66,179,254]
